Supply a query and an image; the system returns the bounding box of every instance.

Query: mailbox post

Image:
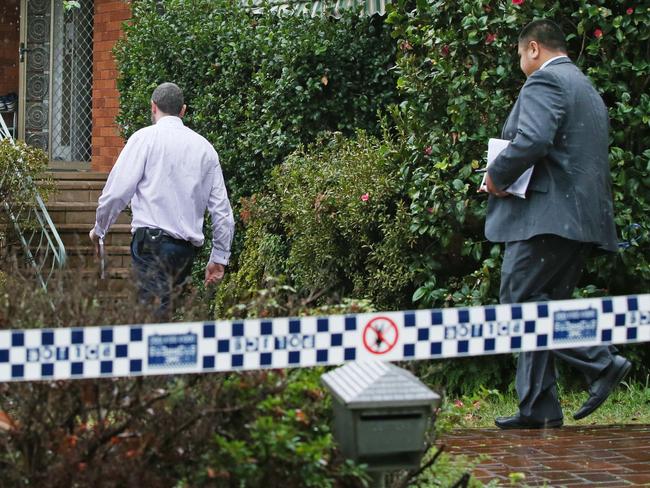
[322,361,440,487]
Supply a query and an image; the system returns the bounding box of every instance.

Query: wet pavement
[444,425,650,486]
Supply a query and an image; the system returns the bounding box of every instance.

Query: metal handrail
[0,114,67,291]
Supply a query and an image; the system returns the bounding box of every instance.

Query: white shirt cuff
[210,248,230,266]
[93,222,106,239]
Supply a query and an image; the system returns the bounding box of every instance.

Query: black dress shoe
[573,355,632,420]
[495,414,563,430]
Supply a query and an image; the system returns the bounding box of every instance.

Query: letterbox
[322,360,440,472]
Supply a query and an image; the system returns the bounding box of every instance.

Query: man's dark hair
[519,19,568,52]
[151,82,184,115]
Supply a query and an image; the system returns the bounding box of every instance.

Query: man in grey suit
[484,20,631,429]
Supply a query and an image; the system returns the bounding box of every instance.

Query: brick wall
[92,0,131,172]
[0,0,20,97]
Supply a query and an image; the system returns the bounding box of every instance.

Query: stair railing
[0,114,67,291]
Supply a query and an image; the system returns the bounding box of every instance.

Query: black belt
[134,227,194,248]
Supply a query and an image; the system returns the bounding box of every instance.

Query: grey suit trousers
[500,234,614,422]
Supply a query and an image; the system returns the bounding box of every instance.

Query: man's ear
[179,104,187,118]
[529,40,541,59]
[151,101,157,115]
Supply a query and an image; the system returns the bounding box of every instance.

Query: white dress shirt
[540,55,569,70]
[93,116,235,265]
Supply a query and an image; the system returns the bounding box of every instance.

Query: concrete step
[50,180,106,203]
[56,223,132,247]
[2,247,129,275]
[46,171,109,181]
[46,202,131,225]
[64,245,131,269]
[78,267,132,292]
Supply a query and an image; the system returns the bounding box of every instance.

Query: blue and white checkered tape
[1,294,648,382]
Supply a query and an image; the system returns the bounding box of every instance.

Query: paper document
[479,138,533,198]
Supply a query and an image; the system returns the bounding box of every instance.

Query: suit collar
[541,56,571,70]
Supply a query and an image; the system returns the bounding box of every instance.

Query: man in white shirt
[89,82,235,318]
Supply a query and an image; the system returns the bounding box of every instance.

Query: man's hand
[88,228,100,258]
[485,172,510,198]
[205,262,225,286]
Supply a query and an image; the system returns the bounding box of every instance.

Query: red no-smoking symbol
[363,317,399,355]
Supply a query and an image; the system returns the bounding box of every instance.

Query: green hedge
[114,0,397,201]
[221,0,649,309]
[387,0,650,306]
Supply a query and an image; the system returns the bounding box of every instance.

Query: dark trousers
[500,234,614,422]
[131,233,196,321]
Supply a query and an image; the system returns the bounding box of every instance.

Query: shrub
[0,139,52,262]
[214,131,419,314]
[114,0,398,202]
[0,139,51,212]
[0,273,367,487]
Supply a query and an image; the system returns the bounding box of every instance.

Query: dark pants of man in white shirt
[131,228,197,320]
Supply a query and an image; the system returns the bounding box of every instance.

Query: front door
[19,0,93,167]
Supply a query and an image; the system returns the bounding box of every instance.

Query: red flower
[626,7,633,14]
[486,33,497,44]
[440,45,450,57]
[594,28,603,38]
[360,193,369,202]
[424,145,433,156]
[512,0,524,5]
[454,399,464,408]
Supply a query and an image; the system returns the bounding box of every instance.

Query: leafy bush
[0,273,369,487]
[0,139,52,261]
[114,0,397,202]
[215,131,420,314]
[0,139,51,211]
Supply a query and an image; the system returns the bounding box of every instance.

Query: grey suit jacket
[485,58,618,252]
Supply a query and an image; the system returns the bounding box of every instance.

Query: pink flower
[424,145,433,156]
[486,33,497,44]
[427,207,434,213]
[454,399,464,408]
[361,193,369,202]
[594,28,603,38]
[626,7,633,14]
[512,0,524,5]
[440,45,450,57]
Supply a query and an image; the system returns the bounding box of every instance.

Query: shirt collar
[540,55,569,70]
[155,115,184,127]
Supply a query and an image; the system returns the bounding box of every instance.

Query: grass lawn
[445,379,650,429]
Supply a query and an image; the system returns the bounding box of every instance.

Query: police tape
[1,294,649,383]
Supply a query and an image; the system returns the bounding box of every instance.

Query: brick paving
[443,425,650,486]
